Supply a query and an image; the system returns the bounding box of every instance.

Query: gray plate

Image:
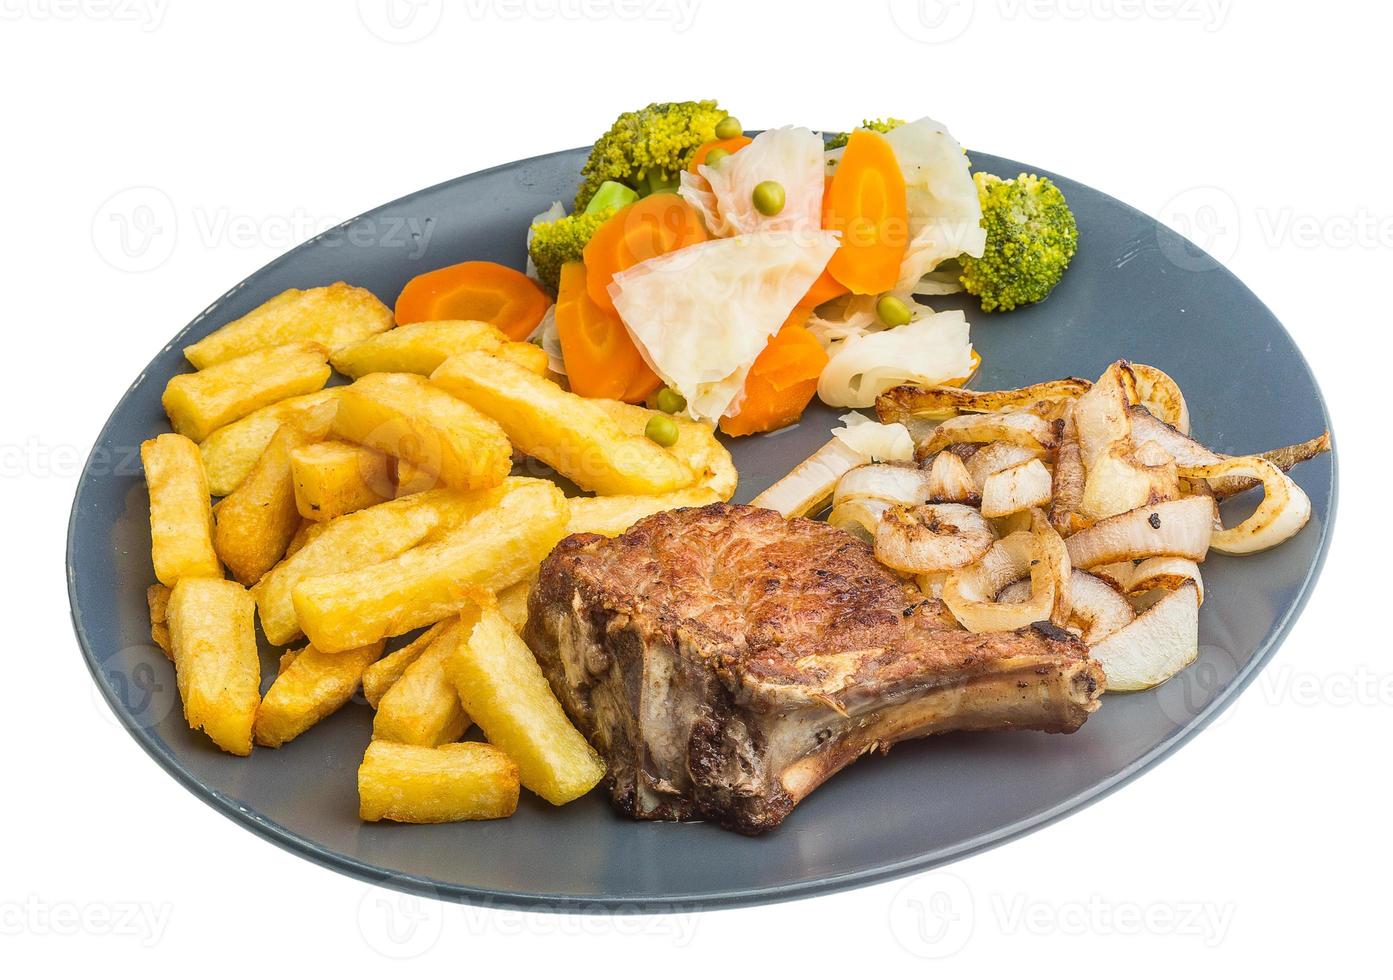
[67,147,1336,911]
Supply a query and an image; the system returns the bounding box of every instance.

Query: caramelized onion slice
[876,377,1092,424]
[1065,496,1216,568]
[1073,361,1137,468]
[966,441,1040,489]
[943,510,1070,631]
[980,458,1053,518]
[1000,569,1134,644]
[1177,456,1311,554]
[834,463,932,507]
[1127,556,1205,605]
[874,503,996,574]
[1090,582,1200,692]
[917,411,1059,459]
[924,451,978,504]
[1130,363,1190,434]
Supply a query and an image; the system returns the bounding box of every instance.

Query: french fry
[332,372,510,491]
[293,479,567,652]
[361,623,448,709]
[358,741,519,823]
[213,405,335,585]
[448,606,605,805]
[330,319,509,378]
[253,640,384,748]
[163,342,331,442]
[391,458,442,497]
[199,390,339,496]
[596,400,738,501]
[290,440,394,522]
[431,352,694,496]
[184,283,392,369]
[147,584,172,658]
[497,341,550,376]
[252,489,485,646]
[283,518,327,559]
[166,577,261,756]
[566,487,721,538]
[495,575,534,632]
[141,433,221,586]
[372,617,471,746]
[277,650,298,674]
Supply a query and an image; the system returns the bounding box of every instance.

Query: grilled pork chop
[525,503,1104,834]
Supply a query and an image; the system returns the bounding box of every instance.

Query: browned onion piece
[942,510,1070,631]
[1079,440,1180,520]
[1064,496,1216,568]
[833,463,932,507]
[916,411,1059,460]
[876,377,1091,425]
[980,458,1053,518]
[874,503,996,574]
[1073,361,1137,468]
[1089,582,1200,691]
[1130,363,1190,434]
[966,441,1041,489]
[1177,456,1311,554]
[1002,570,1135,643]
[924,451,978,504]
[1127,556,1205,604]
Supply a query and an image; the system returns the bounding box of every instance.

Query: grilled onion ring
[874,503,996,574]
[1177,456,1311,554]
[942,510,1070,631]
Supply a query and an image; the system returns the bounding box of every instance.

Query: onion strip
[1177,456,1311,554]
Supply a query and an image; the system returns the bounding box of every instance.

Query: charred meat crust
[526,503,1104,834]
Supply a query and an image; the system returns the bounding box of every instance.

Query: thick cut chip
[495,577,534,632]
[290,440,394,522]
[361,623,448,709]
[214,408,334,585]
[184,283,392,369]
[292,479,567,651]
[163,342,331,442]
[141,433,221,586]
[593,399,737,500]
[565,487,721,537]
[332,372,510,491]
[199,390,339,496]
[166,577,261,756]
[253,640,384,748]
[431,352,692,496]
[373,617,472,746]
[147,583,173,658]
[358,741,519,823]
[448,606,605,805]
[252,488,487,646]
[332,319,505,377]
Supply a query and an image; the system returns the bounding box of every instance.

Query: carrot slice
[798,266,850,310]
[583,194,708,316]
[395,261,550,341]
[719,311,829,437]
[554,262,661,404]
[823,131,908,295]
[688,135,753,173]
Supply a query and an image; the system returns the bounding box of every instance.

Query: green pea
[714,116,743,140]
[703,147,731,167]
[752,180,785,217]
[645,414,680,447]
[876,295,913,327]
[656,387,687,414]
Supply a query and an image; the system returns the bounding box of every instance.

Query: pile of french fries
[141,282,736,822]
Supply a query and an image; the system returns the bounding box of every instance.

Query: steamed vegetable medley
[441,101,1080,439]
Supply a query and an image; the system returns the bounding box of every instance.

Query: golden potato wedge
[147,583,172,658]
[163,342,331,442]
[391,458,442,497]
[199,390,339,496]
[141,433,221,586]
[253,640,384,748]
[166,577,261,756]
[330,319,508,378]
[277,650,298,675]
[495,575,534,632]
[430,352,693,496]
[293,478,567,652]
[596,400,737,501]
[566,487,721,538]
[252,489,486,646]
[332,372,510,491]
[372,616,472,746]
[449,606,605,805]
[184,283,392,369]
[283,518,327,559]
[290,440,394,522]
[496,341,549,376]
[361,622,448,709]
[358,741,519,823]
[213,406,335,585]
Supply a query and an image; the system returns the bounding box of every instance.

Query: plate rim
[66,145,1340,912]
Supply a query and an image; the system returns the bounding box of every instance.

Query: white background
[3,0,1386,973]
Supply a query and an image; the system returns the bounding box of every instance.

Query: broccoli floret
[959,172,1078,313]
[574,100,729,211]
[528,207,614,293]
[825,118,906,150]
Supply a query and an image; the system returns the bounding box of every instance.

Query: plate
[67,146,1336,910]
